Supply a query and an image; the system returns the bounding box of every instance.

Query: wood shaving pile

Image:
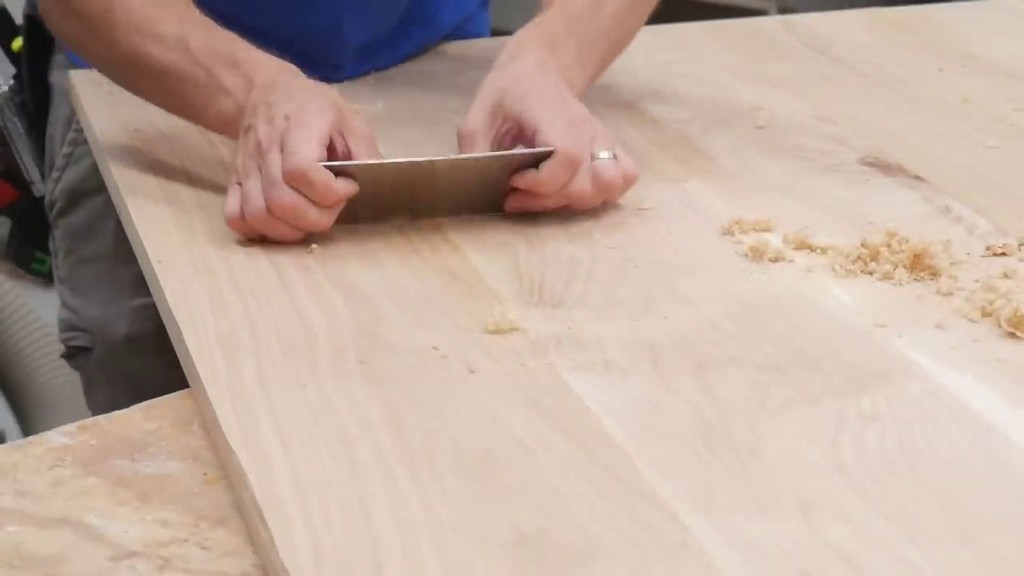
[780,227,959,292]
[721,217,1024,339]
[826,229,957,287]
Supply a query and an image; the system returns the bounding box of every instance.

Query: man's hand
[457,0,655,214]
[458,53,638,213]
[39,0,381,243]
[224,73,381,242]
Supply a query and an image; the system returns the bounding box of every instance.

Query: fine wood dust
[984,242,1018,257]
[783,231,833,255]
[484,305,520,335]
[744,239,790,264]
[936,275,959,297]
[961,274,1024,338]
[721,218,775,237]
[720,218,789,263]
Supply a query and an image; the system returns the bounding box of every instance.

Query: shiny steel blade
[320,147,554,224]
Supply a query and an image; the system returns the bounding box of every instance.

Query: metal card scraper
[320,147,554,224]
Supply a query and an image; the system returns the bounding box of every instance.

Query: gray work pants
[42,52,188,416]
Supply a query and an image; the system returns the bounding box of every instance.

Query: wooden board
[67,1,1024,573]
[0,391,261,575]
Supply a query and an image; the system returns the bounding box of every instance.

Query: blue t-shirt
[66,1,490,83]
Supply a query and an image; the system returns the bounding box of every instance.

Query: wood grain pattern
[65,1,1024,573]
[0,392,261,576]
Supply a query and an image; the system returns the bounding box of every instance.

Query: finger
[261,139,340,234]
[239,150,306,243]
[613,148,640,201]
[563,163,604,212]
[509,144,582,196]
[224,180,259,239]
[338,108,383,161]
[589,152,626,206]
[456,115,492,154]
[504,188,570,213]
[281,127,359,209]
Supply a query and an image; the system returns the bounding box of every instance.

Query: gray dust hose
[0,273,89,436]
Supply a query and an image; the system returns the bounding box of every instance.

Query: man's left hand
[457,51,638,214]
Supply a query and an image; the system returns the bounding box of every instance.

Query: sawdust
[721,217,1024,338]
[744,239,790,264]
[783,230,833,255]
[961,273,1024,338]
[728,221,961,288]
[827,229,957,287]
[722,218,789,263]
[721,218,775,237]
[983,242,1018,257]
[484,305,520,335]
[936,275,959,297]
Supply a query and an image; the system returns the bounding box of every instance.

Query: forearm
[503,0,660,95]
[38,0,302,138]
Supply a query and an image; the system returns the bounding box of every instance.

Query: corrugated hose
[0,271,89,437]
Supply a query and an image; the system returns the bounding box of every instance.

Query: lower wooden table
[0,391,261,575]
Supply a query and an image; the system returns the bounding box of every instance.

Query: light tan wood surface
[0,391,261,575]
[51,1,1024,574]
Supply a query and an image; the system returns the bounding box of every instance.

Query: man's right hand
[223,72,381,243]
[38,0,381,243]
